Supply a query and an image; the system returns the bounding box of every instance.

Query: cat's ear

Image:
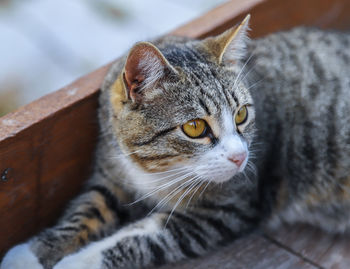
[123,42,176,102]
[202,14,250,65]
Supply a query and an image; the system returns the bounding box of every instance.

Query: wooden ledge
[0,65,110,142]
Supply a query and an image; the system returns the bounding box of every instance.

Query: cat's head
[109,15,255,185]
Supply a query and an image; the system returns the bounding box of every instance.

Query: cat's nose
[228,152,247,167]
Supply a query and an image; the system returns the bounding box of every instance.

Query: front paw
[1,243,43,269]
[53,248,103,269]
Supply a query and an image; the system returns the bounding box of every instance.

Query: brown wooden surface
[267,224,350,269]
[162,233,317,269]
[162,225,350,269]
[171,0,350,39]
[0,65,110,257]
[1,0,350,266]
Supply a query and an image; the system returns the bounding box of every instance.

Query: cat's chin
[200,171,239,184]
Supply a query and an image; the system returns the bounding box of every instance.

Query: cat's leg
[54,207,258,269]
[1,179,132,269]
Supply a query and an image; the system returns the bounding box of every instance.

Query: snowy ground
[0,0,226,115]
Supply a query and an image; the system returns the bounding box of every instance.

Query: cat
[2,14,350,269]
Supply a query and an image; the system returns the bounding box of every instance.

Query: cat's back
[249,28,350,231]
[250,27,350,104]
[251,27,350,148]
[250,27,350,157]
[250,27,350,153]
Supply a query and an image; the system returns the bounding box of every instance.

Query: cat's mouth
[191,160,248,184]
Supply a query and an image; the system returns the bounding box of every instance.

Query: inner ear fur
[123,42,176,102]
[202,14,250,64]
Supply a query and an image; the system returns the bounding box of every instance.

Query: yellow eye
[182,119,207,138]
[235,106,248,125]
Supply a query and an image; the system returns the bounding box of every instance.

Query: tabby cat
[2,15,350,269]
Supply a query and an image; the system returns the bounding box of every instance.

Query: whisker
[239,63,256,84]
[144,166,189,175]
[182,178,203,207]
[108,150,141,160]
[233,53,255,89]
[158,176,202,209]
[250,141,265,146]
[246,77,264,91]
[165,178,202,226]
[130,175,190,203]
[185,178,205,209]
[128,171,195,205]
[130,168,190,186]
[241,170,251,184]
[245,161,257,177]
[197,180,212,199]
[149,176,200,216]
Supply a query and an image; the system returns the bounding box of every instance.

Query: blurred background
[0,0,227,117]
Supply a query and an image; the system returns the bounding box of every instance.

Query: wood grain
[0,66,109,256]
[171,0,350,39]
[266,224,350,269]
[0,91,100,257]
[1,0,350,264]
[170,0,264,38]
[161,234,317,269]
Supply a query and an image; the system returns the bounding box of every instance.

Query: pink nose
[228,153,247,167]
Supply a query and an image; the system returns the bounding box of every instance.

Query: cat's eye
[182,119,207,138]
[235,105,248,125]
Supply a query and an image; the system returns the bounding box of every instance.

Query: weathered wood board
[161,234,318,269]
[267,224,350,269]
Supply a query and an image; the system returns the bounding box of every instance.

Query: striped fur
[2,21,350,269]
[249,28,350,232]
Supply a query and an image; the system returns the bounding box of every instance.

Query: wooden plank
[0,66,109,256]
[170,0,264,38]
[172,0,350,38]
[1,0,350,258]
[0,92,99,257]
[0,64,110,141]
[161,234,317,269]
[266,224,350,269]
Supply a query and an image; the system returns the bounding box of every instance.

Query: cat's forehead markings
[222,109,235,135]
[204,116,220,138]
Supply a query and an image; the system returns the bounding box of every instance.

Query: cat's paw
[0,243,43,269]
[53,249,103,269]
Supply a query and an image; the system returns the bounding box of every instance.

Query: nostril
[228,153,247,167]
